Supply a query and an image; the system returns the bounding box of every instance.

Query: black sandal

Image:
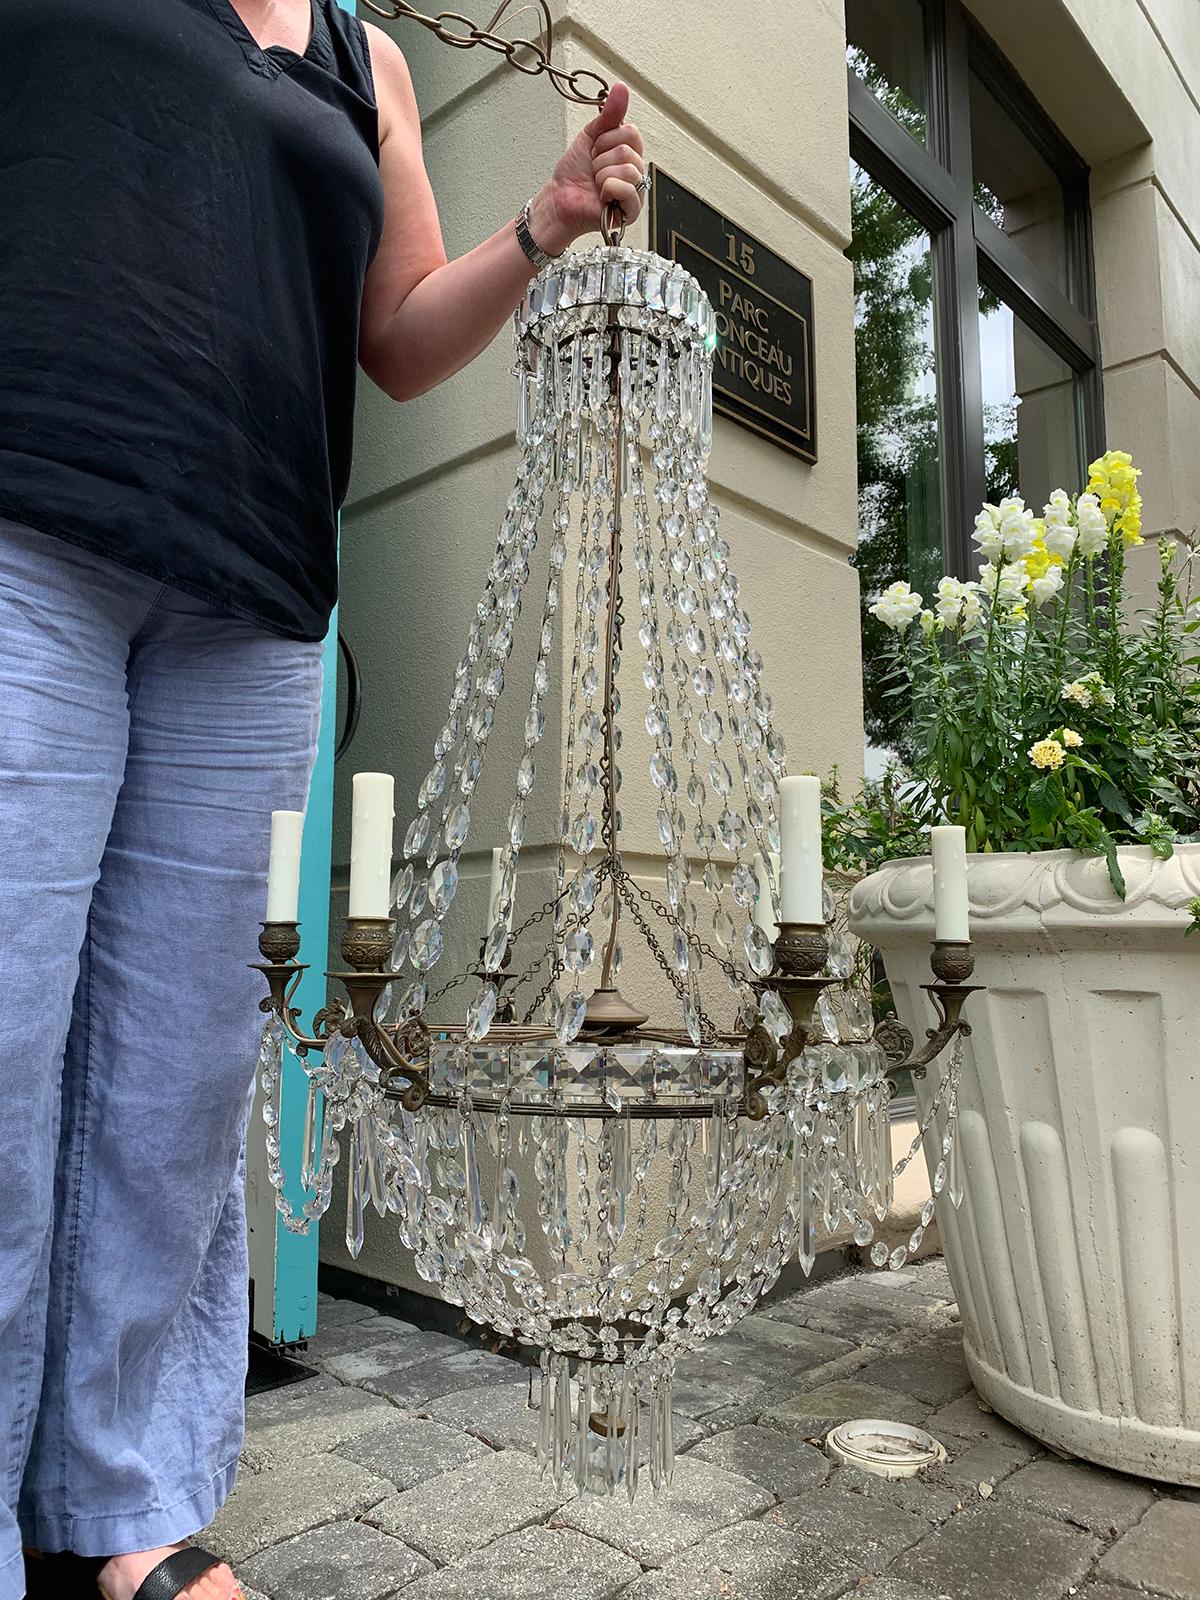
[24,1545,227,1599]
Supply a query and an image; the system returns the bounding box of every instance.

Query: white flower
[997,496,1038,559]
[918,608,939,637]
[1075,493,1108,557]
[1030,567,1065,606]
[1062,727,1083,748]
[1043,519,1077,562]
[979,561,1029,606]
[869,580,924,632]
[972,505,1004,562]
[1061,679,1093,708]
[1043,488,1072,527]
[934,576,983,633]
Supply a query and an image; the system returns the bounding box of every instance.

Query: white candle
[488,847,505,926]
[932,825,970,942]
[778,775,824,925]
[265,810,305,923]
[348,772,395,920]
[752,850,780,942]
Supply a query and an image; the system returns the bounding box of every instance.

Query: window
[847,0,1102,759]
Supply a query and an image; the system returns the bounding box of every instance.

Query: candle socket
[930,940,975,986]
[259,920,301,964]
[773,921,829,979]
[341,917,395,972]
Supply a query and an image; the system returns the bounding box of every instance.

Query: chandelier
[252,215,980,1500]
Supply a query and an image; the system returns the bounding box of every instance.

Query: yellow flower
[1029,737,1066,770]
[1086,449,1144,547]
[1061,728,1083,748]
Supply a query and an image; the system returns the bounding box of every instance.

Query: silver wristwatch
[515,199,557,269]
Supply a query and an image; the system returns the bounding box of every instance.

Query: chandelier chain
[358,0,610,105]
[615,874,719,1040]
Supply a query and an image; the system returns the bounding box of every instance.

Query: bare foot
[98,1544,240,1600]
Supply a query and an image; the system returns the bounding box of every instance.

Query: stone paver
[555,1454,773,1567]
[400,1525,639,1600]
[310,1297,378,1328]
[890,1501,1099,1600]
[846,1582,949,1600]
[241,1382,398,1471]
[998,1455,1156,1537]
[334,1414,488,1490]
[423,1377,540,1451]
[1097,1498,1200,1599]
[942,1436,1035,1490]
[768,1479,931,1585]
[239,1519,432,1599]
[827,1462,964,1525]
[859,1326,973,1407]
[689,1424,831,1498]
[371,1448,569,1565]
[318,1329,464,1384]
[1083,1587,1174,1600]
[761,1379,931,1434]
[301,1314,423,1364]
[926,1392,1041,1454]
[360,1346,520,1408]
[731,1317,856,1366]
[622,1517,842,1600]
[208,1454,392,1563]
[764,1273,950,1346]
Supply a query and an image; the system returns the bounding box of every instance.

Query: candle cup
[341,916,396,973]
[930,940,975,985]
[259,920,302,965]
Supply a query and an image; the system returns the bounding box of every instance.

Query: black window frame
[847,0,1104,578]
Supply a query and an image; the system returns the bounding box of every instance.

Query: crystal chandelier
[252,218,981,1500]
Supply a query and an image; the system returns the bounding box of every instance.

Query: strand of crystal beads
[255,1017,346,1237]
[681,479,782,878]
[389,449,547,1014]
[635,439,748,1008]
[671,481,781,1002]
[466,468,570,1040]
[626,437,705,1034]
[551,425,608,1042]
[549,434,594,959]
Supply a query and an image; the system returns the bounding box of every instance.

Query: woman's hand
[527,82,647,257]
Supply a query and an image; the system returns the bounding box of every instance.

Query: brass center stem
[601,308,630,985]
[598,311,624,990]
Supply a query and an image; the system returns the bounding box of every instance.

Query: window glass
[979,293,1082,509]
[969,69,1069,298]
[849,162,942,766]
[846,0,928,147]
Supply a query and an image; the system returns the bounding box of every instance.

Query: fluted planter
[849,845,1200,1485]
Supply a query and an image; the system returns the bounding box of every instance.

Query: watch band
[515,199,555,270]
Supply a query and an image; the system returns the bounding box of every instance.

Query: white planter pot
[849,845,1200,1485]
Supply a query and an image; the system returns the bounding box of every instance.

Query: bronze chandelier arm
[873,984,983,1079]
[359,0,611,105]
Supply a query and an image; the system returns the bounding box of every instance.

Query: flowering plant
[869,452,1200,895]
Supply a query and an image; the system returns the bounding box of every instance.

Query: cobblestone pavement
[212,1259,1200,1600]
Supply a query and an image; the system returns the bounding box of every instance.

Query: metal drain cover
[826,1419,948,1479]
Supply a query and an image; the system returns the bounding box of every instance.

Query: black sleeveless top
[0,0,385,641]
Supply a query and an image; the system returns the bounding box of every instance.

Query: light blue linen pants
[0,518,323,1596]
